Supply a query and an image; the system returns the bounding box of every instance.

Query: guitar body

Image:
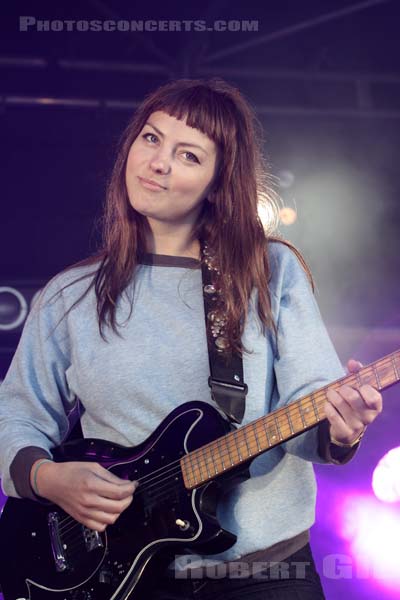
[0,401,249,600]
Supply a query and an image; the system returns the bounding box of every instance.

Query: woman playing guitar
[0,78,382,600]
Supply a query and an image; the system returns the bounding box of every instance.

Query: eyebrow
[144,121,208,154]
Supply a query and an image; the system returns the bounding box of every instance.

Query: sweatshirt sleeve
[0,276,76,498]
[269,242,357,465]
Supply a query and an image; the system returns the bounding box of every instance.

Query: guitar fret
[311,393,320,421]
[372,364,382,389]
[268,421,279,443]
[187,451,199,486]
[180,349,400,492]
[251,423,262,452]
[204,447,216,477]
[253,423,263,452]
[242,429,252,457]
[303,400,313,426]
[224,437,235,467]
[217,438,227,470]
[392,355,400,380]
[286,410,295,435]
[232,431,243,461]
[262,418,272,447]
[298,401,307,429]
[274,415,282,441]
[236,429,249,461]
[196,450,209,482]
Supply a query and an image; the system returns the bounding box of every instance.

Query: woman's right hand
[30,460,138,532]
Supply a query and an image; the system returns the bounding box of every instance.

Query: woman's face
[125,111,218,230]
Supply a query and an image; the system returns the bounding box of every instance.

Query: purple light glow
[372,447,400,503]
[340,494,400,590]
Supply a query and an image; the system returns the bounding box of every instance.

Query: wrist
[30,458,54,497]
[330,426,366,449]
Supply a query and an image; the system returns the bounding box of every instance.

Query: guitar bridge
[48,511,68,572]
[48,511,104,573]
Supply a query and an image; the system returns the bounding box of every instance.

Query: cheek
[126,146,139,173]
[174,170,211,197]
[126,141,149,172]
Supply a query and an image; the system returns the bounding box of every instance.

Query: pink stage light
[340,494,400,590]
[372,447,400,503]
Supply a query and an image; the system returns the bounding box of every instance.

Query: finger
[86,476,138,501]
[324,398,362,441]
[358,384,383,413]
[80,508,122,527]
[82,518,109,532]
[326,385,381,434]
[334,384,382,422]
[90,463,138,487]
[326,387,366,431]
[347,358,363,373]
[82,493,134,515]
[81,465,138,498]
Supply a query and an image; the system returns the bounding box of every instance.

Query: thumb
[347,358,363,373]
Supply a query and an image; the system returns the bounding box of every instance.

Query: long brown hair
[56,78,313,355]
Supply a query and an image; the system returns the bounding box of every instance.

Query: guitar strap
[66,246,248,442]
[201,244,248,424]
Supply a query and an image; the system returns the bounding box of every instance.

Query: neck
[145,236,201,259]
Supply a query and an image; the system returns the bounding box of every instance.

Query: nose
[149,151,171,175]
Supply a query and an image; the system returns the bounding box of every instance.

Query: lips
[138,176,166,190]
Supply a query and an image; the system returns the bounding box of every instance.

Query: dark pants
[149,543,326,600]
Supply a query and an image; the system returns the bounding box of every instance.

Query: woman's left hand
[324,358,383,446]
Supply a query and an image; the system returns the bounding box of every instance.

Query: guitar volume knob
[175,518,190,531]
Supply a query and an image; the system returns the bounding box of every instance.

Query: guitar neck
[181,349,400,490]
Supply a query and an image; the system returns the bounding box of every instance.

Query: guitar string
[54,376,367,536]
[57,358,392,538]
[56,389,310,535]
[63,354,397,500]
[56,355,397,536]
[57,371,397,543]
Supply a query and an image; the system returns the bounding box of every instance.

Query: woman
[0,78,382,599]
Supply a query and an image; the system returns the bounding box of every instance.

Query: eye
[142,133,199,164]
[183,151,200,164]
[142,132,158,144]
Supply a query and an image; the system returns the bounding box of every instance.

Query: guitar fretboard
[181,349,400,490]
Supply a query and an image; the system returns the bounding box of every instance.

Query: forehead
[146,111,216,153]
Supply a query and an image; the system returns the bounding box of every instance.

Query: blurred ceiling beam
[202,0,392,63]
[2,94,400,118]
[84,0,175,68]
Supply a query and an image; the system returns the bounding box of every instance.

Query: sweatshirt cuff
[9,446,52,500]
[318,420,359,465]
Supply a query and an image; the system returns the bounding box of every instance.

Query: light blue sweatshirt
[0,241,349,562]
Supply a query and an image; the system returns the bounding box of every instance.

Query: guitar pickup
[83,526,104,552]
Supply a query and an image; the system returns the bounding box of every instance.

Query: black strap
[201,248,248,424]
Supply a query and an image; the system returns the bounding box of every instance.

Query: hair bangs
[146,82,234,150]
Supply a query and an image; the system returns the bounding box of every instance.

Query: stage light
[279,206,297,226]
[372,447,400,503]
[0,287,28,331]
[340,494,400,590]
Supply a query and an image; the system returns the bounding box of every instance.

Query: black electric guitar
[0,350,399,600]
